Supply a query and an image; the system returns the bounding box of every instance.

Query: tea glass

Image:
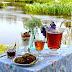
[34,33,45,60]
[46,27,69,55]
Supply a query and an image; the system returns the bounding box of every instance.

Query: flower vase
[30,28,38,49]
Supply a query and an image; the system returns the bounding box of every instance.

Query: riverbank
[25,2,71,16]
[2,0,72,16]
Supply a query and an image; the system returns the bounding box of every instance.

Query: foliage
[25,2,71,16]
[15,0,72,3]
[0,3,3,7]
[24,16,43,30]
[14,0,72,16]
[15,0,36,3]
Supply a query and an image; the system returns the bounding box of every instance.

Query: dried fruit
[27,59,32,63]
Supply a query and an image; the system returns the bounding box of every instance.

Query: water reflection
[0,6,72,46]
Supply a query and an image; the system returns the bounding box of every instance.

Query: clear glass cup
[21,32,30,54]
[46,27,69,55]
[34,33,45,60]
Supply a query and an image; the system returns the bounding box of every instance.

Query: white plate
[11,56,38,66]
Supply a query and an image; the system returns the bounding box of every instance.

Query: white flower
[24,16,43,30]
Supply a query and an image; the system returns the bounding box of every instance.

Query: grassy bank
[14,0,72,16]
[15,0,72,4]
[6,0,72,16]
[14,0,50,4]
[25,2,71,16]
[15,0,35,3]
[0,3,3,8]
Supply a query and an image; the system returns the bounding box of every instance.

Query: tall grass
[15,0,36,3]
[14,0,72,16]
[15,0,72,3]
[25,2,71,16]
[15,0,51,3]
[0,3,3,7]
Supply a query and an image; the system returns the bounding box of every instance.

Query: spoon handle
[0,55,6,58]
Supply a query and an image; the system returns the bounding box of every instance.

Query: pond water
[0,2,72,46]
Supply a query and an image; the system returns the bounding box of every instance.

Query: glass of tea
[34,33,45,60]
[46,27,69,55]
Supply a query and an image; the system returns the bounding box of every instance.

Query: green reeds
[0,3,3,8]
[25,2,71,16]
[14,0,72,16]
[15,0,52,3]
[15,0,36,3]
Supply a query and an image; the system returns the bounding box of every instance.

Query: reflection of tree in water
[5,15,17,24]
[0,14,3,20]
[22,17,29,24]
[42,20,49,24]
[6,16,30,25]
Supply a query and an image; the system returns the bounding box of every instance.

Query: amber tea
[47,32,62,50]
[35,40,45,51]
